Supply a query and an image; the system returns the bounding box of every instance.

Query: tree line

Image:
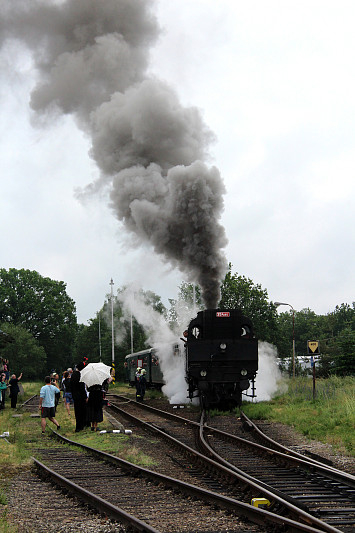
[0,267,354,380]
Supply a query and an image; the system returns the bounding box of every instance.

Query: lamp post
[110,278,115,381]
[98,311,102,362]
[275,301,296,378]
[130,292,134,355]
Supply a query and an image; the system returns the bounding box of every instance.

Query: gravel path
[6,470,126,533]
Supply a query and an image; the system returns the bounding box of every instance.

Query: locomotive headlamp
[220,343,227,351]
[200,370,207,377]
[240,368,248,376]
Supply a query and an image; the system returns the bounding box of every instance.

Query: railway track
[17,392,354,531]
[19,395,327,531]
[32,431,331,533]
[20,393,40,411]
[200,413,355,532]
[106,394,355,532]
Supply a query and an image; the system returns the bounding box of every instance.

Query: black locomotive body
[185,308,258,408]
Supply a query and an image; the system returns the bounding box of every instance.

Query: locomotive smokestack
[0,0,228,307]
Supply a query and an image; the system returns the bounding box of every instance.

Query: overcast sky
[1,0,354,324]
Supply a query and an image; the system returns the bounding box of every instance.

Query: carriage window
[173,344,180,356]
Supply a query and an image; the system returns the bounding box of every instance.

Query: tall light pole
[98,311,102,362]
[110,278,115,381]
[275,301,296,378]
[130,292,134,355]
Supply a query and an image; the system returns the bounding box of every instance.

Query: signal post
[307,340,320,400]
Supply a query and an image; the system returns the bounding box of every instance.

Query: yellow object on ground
[251,497,271,509]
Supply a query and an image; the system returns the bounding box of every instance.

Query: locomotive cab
[185,309,258,409]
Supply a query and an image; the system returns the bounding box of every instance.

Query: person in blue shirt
[39,376,61,434]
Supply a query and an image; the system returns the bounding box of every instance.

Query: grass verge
[0,381,160,531]
[242,376,355,457]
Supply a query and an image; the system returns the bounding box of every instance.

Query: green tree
[333,327,355,375]
[75,316,111,366]
[0,268,77,371]
[219,264,278,344]
[142,290,167,316]
[113,287,165,379]
[0,323,46,379]
[167,282,203,331]
[326,303,355,338]
[76,288,165,381]
[177,282,203,309]
[275,304,355,377]
[294,308,320,355]
[274,311,294,360]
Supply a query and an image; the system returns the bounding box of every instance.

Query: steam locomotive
[125,308,258,409]
[185,308,258,408]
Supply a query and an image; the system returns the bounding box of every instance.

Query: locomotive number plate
[216,312,230,317]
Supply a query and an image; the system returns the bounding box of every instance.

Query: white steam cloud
[118,286,189,404]
[251,341,282,402]
[117,289,282,404]
[0,0,228,307]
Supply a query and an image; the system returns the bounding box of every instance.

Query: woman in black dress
[71,362,88,432]
[87,384,103,431]
[9,372,22,408]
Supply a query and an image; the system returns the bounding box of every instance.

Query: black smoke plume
[0,0,228,307]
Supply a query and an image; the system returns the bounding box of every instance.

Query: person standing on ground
[0,374,7,409]
[139,369,147,402]
[8,372,22,408]
[70,362,88,432]
[102,372,113,407]
[135,367,145,402]
[3,360,10,383]
[39,376,60,434]
[51,373,61,411]
[62,370,73,416]
[87,384,104,432]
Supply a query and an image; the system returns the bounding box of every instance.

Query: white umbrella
[79,362,112,388]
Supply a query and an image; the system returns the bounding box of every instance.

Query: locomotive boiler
[185,308,258,409]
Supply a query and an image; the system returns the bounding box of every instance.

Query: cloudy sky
[1,0,354,324]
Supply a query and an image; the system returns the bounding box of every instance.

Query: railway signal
[307,340,320,355]
[307,340,319,399]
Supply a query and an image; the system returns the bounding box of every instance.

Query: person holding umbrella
[80,362,111,432]
[86,384,104,431]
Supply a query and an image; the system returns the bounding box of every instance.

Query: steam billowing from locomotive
[0,0,228,307]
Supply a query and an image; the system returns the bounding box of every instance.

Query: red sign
[216,312,230,317]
